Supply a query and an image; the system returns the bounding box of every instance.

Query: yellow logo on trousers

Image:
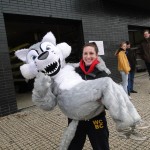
[92,120,104,129]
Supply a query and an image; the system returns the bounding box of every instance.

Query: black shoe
[131,90,137,93]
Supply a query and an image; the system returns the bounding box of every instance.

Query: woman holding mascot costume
[68,42,149,150]
[68,42,110,150]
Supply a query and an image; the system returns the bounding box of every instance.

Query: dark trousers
[145,62,150,76]
[68,112,109,150]
[128,70,135,93]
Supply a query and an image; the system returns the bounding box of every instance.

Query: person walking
[126,41,137,94]
[139,30,150,79]
[68,42,110,150]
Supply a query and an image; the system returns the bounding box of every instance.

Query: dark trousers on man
[145,62,150,76]
[68,112,109,150]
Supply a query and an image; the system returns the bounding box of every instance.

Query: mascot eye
[41,42,52,51]
[41,42,56,54]
[31,55,37,60]
[46,46,51,50]
[27,50,38,63]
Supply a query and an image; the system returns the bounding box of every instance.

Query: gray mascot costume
[15,32,142,150]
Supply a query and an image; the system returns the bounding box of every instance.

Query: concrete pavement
[0,72,150,150]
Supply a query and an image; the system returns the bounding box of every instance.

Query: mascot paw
[34,72,52,92]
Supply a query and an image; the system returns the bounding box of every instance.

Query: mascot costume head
[15,32,142,150]
[15,32,71,80]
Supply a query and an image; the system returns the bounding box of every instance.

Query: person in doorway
[68,42,110,150]
[139,30,150,79]
[126,41,137,95]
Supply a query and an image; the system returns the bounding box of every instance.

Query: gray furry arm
[97,56,111,75]
[32,72,57,111]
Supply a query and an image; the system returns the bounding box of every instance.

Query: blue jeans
[128,71,135,92]
[120,71,128,94]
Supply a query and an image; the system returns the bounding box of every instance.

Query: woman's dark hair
[83,42,98,54]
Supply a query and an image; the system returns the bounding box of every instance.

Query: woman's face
[121,43,127,51]
[82,46,98,66]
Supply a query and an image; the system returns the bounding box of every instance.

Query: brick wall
[0,10,17,116]
[0,52,17,116]
[0,0,150,115]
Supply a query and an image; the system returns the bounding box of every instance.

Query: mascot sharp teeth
[43,59,61,76]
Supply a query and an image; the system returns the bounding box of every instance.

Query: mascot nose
[38,51,49,60]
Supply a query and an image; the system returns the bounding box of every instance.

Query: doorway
[128,25,148,72]
[4,13,84,109]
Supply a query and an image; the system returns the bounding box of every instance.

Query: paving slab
[0,72,150,150]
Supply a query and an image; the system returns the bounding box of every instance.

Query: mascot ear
[15,49,29,62]
[42,32,56,46]
[56,43,71,59]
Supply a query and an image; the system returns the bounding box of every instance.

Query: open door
[128,25,148,72]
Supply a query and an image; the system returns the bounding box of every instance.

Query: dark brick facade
[0,0,150,116]
[0,52,17,116]
[0,10,18,116]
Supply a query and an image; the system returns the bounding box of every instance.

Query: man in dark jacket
[126,41,137,94]
[139,30,150,79]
